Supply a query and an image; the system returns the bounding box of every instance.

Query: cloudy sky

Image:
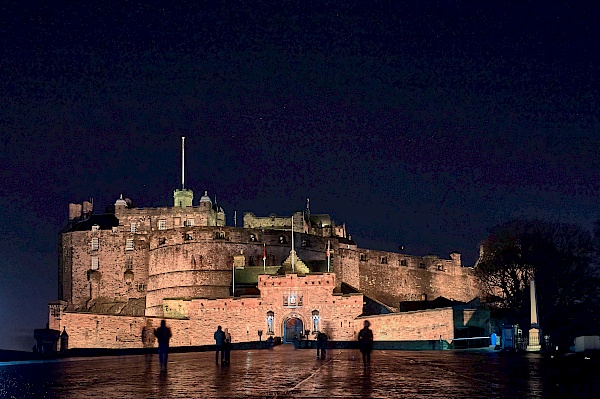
[1,2,599,350]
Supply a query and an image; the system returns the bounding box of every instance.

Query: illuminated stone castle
[46,139,486,351]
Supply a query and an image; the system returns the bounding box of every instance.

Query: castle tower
[174,136,194,207]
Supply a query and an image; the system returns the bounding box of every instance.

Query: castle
[43,139,486,351]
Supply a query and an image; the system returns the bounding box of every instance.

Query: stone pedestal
[526,327,541,351]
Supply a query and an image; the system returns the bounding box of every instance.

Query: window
[249,233,256,242]
[125,256,133,270]
[126,239,134,251]
[419,262,426,269]
[278,235,286,244]
[130,223,137,233]
[158,219,167,230]
[437,264,444,271]
[381,256,388,264]
[159,238,166,245]
[91,225,100,232]
[91,257,99,270]
[185,233,193,241]
[360,253,367,262]
[215,231,225,240]
[91,237,99,251]
[267,311,274,334]
[137,283,145,292]
[186,218,194,227]
[312,310,320,333]
[400,259,408,266]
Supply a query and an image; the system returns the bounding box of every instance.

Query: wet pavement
[1,345,599,398]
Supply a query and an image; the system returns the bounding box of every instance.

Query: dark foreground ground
[1,346,599,398]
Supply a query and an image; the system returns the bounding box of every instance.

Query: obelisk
[526,279,541,351]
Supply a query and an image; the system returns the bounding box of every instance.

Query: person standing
[154,320,172,369]
[358,320,373,367]
[214,326,225,364]
[223,328,232,365]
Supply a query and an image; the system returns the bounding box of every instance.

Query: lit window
[91,257,99,270]
[126,239,134,251]
[186,218,194,227]
[158,219,167,230]
[130,223,137,233]
[91,237,99,251]
[312,310,320,333]
[267,311,274,334]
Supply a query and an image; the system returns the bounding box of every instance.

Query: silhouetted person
[358,320,373,366]
[214,325,225,364]
[316,332,328,359]
[154,320,172,369]
[223,328,232,364]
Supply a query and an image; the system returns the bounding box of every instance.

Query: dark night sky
[1,2,599,350]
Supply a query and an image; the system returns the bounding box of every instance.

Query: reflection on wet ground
[1,346,599,398]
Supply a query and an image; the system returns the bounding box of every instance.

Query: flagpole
[327,240,331,272]
[232,261,235,296]
[263,242,266,272]
[291,215,295,273]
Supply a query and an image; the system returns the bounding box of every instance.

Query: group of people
[153,319,374,370]
[214,325,232,365]
[314,320,373,366]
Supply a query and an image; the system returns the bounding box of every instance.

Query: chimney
[450,251,461,266]
[82,200,93,219]
[68,203,83,221]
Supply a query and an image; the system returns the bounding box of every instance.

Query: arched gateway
[284,317,304,343]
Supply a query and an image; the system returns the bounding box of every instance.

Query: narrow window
[125,256,133,270]
[126,239,134,251]
[311,310,320,333]
[360,253,367,262]
[186,218,194,227]
[130,223,137,233]
[381,256,388,264]
[158,219,167,230]
[267,311,275,334]
[91,257,99,270]
[91,237,99,251]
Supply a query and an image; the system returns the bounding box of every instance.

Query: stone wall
[354,308,455,342]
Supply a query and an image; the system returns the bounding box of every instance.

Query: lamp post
[258,330,263,342]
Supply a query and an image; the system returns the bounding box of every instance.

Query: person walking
[214,326,225,364]
[153,320,172,369]
[223,328,232,365]
[358,320,373,367]
[316,332,328,360]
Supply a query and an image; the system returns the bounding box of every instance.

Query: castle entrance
[284,317,304,343]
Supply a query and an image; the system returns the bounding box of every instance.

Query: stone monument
[526,279,541,351]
